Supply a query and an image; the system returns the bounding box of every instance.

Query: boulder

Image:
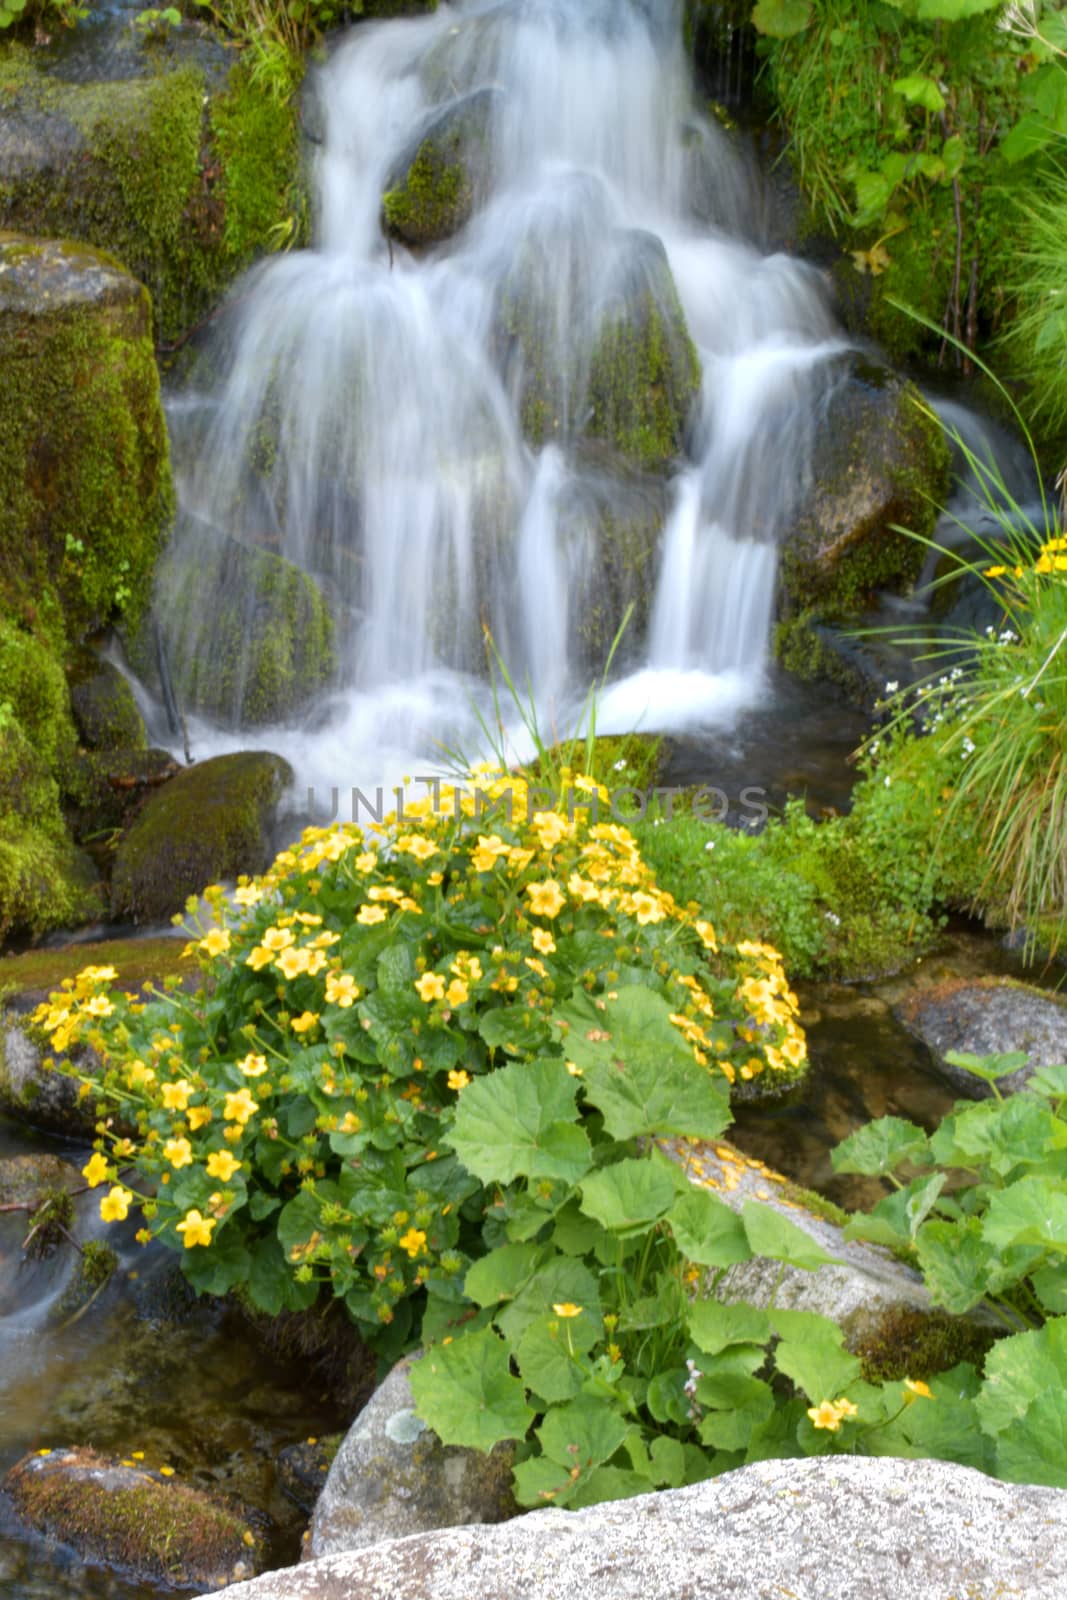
[0,1007,105,1137]
[276,1437,341,1516]
[128,532,336,729]
[896,976,1067,1099]
[110,751,293,922]
[0,1152,81,1210]
[0,233,172,642]
[0,47,305,347]
[0,717,102,943]
[382,88,497,248]
[778,358,951,618]
[67,654,147,752]
[202,1456,1067,1600]
[308,1356,516,1559]
[3,1447,261,1591]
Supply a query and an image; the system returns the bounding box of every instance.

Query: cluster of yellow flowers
[986,533,1067,580]
[34,765,806,1302]
[807,1378,933,1432]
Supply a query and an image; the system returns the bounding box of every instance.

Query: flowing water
[154,0,849,797]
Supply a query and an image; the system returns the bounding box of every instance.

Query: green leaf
[1028,1063,1067,1100]
[914,1218,992,1314]
[568,1466,652,1508]
[537,1393,629,1472]
[579,1157,677,1236]
[448,1057,592,1185]
[515,1313,597,1404]
[832,1116,931,1178]
[559,987,731,1140]
[409,1329,535,1452]
[892,74,945,112]
[688,1299,771,1356]
[698,1384,775,1452]
[994,1387,1067,1488]
[977,1319,1067,1436]
[751,0,812,38]
[464,1243,542,1308]
[913,0,1002,16]
[982,1176,1067,1253]
[247,1234,316,1316]
[668,1186,752,1267]
[944,1048,1030,1085]
[1032,1264,1067,1315]
[478,1005,551,1057]
[511,1455,578,1508]
[774,1324,862,1405]
[179,1230,251,1297]
[647,1369,691,1426]
[496,1256,601,1344]
[846,1172,945,1248]
[742,1202,840,1271]
[692,1347,767,1409]
[648,1434,688,1489]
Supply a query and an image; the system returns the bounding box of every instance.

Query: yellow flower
[100,1186,132,1223]
[224,1088,258,1125]
[237,1053,269,1078]
[357,904,388,926]
[77,964,118,985]
[338,1111,362,1134]
[325,973,360,1008]
[694,920,718,952]
[399,1227,427,1258]
[396,834,438,862]
[160,1081,193,1112]
[82,1152,110,1187]
[275,947,312,980]
[833,1397,859,1419]
[531,928,556,955]
[552,1303,582,1318]
[903,1378,934,1402]
[807,1400,845,1431]
[445,978,469,1007]
[262,927,295,952]
[246,946,274,971]
[176,1209,216,1249]
[415,972,446,1003]
[524,957,547,979]
[199,928,231,957]
[355,852,378,872]
[531,810,569,850]
[187,1105,213,1130]
[447,1069,472,1091]
[158,1465,175,1477]
[525,879,566,918]
[627,891,665,926]
[565,1060,583,1077]
[309,930,341,950]
[206,1150,241,1181]
[82,995,113,1019]
[234,884,263,907]
[471,834,511,872]
[164,1137,193,1170]
[291,1011,320,1034]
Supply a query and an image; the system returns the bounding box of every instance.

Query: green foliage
[0,0,85,36]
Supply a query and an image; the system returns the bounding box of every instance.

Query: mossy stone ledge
[110,751,293,923]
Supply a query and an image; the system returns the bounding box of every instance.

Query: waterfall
[157,0,848,793]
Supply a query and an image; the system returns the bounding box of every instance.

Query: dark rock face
[897,976,1067,1099]
[382,87,499,248]
[109,751,293,922]
[778,358,951,618]
[3,1446,261,1590]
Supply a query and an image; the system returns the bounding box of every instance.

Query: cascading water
[154,0,849,796]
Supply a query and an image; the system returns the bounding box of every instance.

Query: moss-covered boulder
[382,87,497,248]
[129,532,337,728]
[3,1448,261,1590]
[63,747,181,847]
[110,751,293,922]
[0,717,103,944]
[0,44,305,348]
[0,233,172,642]
[309,1356,516,1558]
[67,654,147,752]
[896,977,1067,1101]
[778,358,951,619]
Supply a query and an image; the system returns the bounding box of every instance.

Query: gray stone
[308,1356,516,1559]
[896,976,1067,1099]
[0,1011,103,1138]
[203,1455,1067,1600]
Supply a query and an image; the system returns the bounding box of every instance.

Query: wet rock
[276,1437,341,1516]
[778,357,951,619]
[0,1008,103,1138]
[0,1153,81,1211]
[382,87,498,248]
[0,48,305,347]
[64,746,183,846]
[127,531,336,729]
[896,976,1067,1099]
[657,1136,961,1351]
[3,1446,261,1591]
[204,1456,1067,1600]
[110,751,293,922]
[67,655,146,753]
[308,1356,516,1559]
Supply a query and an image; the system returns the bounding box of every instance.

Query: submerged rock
[206,1456,1067,1600]
[778,358,951,618]
[3,1447,261,1591]
[128,533,336,729]
[382,88,497,248]
[308,1356,516,1559]
[276,1437,341,1516]
[0,47,305,347]
[896,976,1067,1099]
[110,751,293,922]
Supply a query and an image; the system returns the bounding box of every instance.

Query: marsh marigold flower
[525,880,566,918]
[224,1088,258,1126]
[206,1151,242,1181]
[237,1053,269,1078]
[325,973,360,1008]
[164,1137,193,1169]
[903,1378,933,1402]
[161,1081,193,1112]
[82,1152,110,1188]
[447,1069,471,1092]
[199,929,231,957]
[176,1209,215,1248]
[552,1303,582,1318]
[415,972,446,1003]
[100,1186,132,1223]
[399,1227,427,1258]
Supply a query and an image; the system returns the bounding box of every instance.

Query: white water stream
[157,0,849,800]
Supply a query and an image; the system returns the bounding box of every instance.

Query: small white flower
[884,680,899,694]
[612,759,628,772]
[884,775,892,787]
[704,840,716,852]
[825,911,841,926]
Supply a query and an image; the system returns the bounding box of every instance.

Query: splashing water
[155,0,849,797]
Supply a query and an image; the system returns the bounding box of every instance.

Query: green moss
[68,655,147,753]
[773,613,870,700]
[586,287,701,474]
[0,716,103,943]
[854,1306,998,1385]
[110,751,292,922]
[383,143,466,245]
[0,49,305,349]
[0,936,192,1001]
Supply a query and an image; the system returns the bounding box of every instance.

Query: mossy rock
[67,653,147,752]
[128,531,336,728]
[778,357,951,619]
[382,86,497,248]
[0,1152,81,1210]
[0,46,306,349]
[0,718,103,944]
[276,1435,343,1514]
[0,233,172,644]
[63,747,182,848]
[895,976,1067,1100]
[110,751,293,922]
[3,1447,261,1589]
